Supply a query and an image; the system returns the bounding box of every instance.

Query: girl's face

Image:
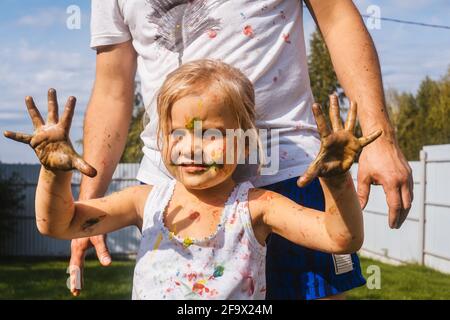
[162,88,240,190]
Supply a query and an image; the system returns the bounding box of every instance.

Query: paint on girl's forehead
[185,117,202,130]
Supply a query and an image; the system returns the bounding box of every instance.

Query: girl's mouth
[181,164,209,174]
[178,162,223,174]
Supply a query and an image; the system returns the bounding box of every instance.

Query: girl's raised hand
[297,94,381,187]
[3,88,97,177]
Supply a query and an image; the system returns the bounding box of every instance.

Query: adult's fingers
[312,103,331,138]
[91,234,112,266]
[398,182,413,228]
[69,238,89,296]
[357,173,371,209]
[61,96,76,132]
[47,88,59,124]
[359,129,382,147]
[329,94,343,132]
[25,96,45,129]
[3,131,33,144]
[383,184,403,229]
[73,156,97,178]
[345,101,357,132]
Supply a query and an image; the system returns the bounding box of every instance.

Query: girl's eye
[170,129,187,141]
[203,129,223,142]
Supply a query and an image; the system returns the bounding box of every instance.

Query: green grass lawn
[0,257,449,300]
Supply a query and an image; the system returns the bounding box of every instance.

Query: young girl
[4,59,381,300]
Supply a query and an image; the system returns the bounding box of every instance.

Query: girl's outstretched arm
[36,167,149,239]
[250,173,363,254]
[250,95,381,254]
[4,89,149,239]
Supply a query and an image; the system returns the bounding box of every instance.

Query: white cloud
[16,7,66,28]
[0,39,95,163]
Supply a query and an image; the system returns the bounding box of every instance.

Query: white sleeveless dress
[132,180,267,300]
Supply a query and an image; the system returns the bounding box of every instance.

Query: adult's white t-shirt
[90,0,320,187]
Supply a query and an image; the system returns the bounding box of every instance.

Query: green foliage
[0,171,24,245]
[120,82,145,163]
[388,67,450,160]
[307,28,344,119]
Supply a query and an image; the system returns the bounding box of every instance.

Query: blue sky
[1,0,449,164]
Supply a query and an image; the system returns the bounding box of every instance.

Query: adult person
[69,0,412,299]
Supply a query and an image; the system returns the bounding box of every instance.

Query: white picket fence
[1,144,449,274]
[353,144,450,274]
[0,163,142,258]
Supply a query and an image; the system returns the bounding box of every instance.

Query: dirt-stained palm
[3,89,97,177]
[298,94,382,187]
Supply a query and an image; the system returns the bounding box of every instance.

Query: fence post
[418,149,427,265]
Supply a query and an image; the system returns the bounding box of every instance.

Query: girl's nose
[178,131,203,162]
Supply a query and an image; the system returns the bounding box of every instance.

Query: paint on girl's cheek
[211,148,223,162]
[185,117,201,130]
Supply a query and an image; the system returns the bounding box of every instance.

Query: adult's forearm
[80,95,133,199]
[321,6,395,141]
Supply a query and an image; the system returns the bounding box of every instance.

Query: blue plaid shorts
[263,177,366,299]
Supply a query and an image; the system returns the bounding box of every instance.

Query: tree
[120,81,145,163]
[387,67,450,160]
[0,169,24,250]
[425,68,450,146]
[390,92,422,160]
[308,28,344,119]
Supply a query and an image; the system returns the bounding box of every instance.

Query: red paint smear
[208,29,217,38]
[243,25,254,37]
[189,211,200,220]
[187,273,197,282]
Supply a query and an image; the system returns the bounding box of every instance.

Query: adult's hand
[69,235,111,296]
[357,139,413,229]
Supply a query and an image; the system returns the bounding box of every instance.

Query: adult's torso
[111,0,320,186]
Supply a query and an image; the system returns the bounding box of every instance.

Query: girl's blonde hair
[157,59,262,167]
